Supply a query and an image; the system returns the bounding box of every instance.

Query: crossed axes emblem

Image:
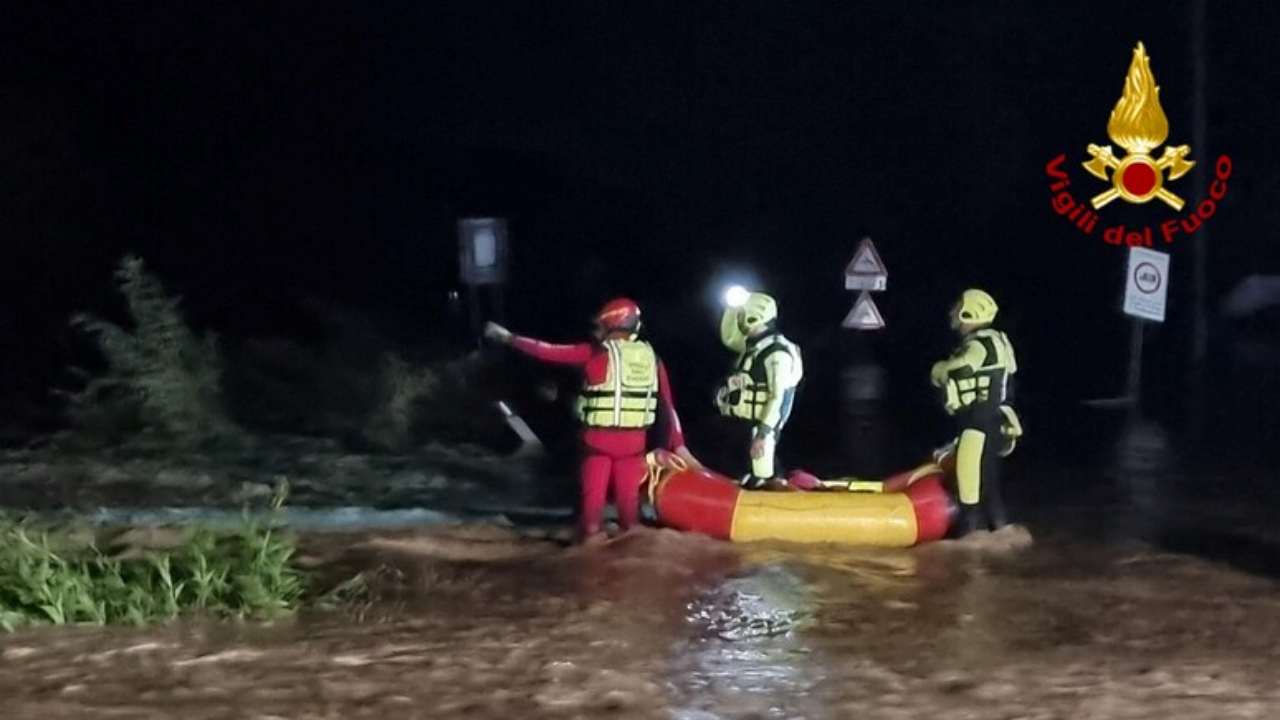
[1083,143,1195,210]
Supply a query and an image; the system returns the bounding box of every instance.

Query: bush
[0,487,306,631]
[58,255,241,448]
[401,349,532,453]
[362,353,440,450]
[59,258,507,453]
[223,331,511,452]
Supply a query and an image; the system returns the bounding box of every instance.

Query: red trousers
[578,428,648,539]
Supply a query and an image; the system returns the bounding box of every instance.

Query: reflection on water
[1111,417,1175,476]
[1110,416,1176,542]
[686,566,815,640]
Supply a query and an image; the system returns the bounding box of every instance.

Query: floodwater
[3,418,1280,719]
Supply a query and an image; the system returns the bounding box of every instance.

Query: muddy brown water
[2,514,1280,720]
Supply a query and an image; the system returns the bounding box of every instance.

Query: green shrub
[362,353,439,450]
[58,254,241,448]
[0,488,305,631]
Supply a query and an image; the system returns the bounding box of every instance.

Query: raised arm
[486,321,594,366]
[509,335,594,366]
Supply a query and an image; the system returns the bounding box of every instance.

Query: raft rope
[643,450,688,507]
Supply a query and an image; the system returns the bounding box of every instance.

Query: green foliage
[362,353,439,450]
[0,486,306,631]
[313,563,405,623]
[60,254,240,447]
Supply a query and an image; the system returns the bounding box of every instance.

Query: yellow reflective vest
[931,328,1017,415]
[576,339,659,428]
[716,333,802,425]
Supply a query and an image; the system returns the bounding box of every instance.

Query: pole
[468,284,482,348]
[1127,319,1144,419]
[492,283,505,324]
[1189,0,1208,440]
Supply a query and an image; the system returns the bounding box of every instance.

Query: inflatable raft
[644,451,957,547]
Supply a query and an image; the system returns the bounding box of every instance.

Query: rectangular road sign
[845,274,887,291]
[1123,246,1169,322]
[458,217,509,285]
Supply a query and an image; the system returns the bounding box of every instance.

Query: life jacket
[716,332,803,423]
[943,328,1017,413]
[576,338,659,428]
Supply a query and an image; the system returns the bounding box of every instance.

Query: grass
[311,563,407,623]
[0,484,306,632]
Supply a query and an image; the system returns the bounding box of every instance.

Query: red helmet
[593,297,641,335]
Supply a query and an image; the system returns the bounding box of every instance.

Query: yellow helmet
[952,288,997,326]
[738,292,778,334]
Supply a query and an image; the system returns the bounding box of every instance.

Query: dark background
[6,1,1280,467]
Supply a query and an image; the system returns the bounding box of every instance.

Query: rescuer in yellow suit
[715,292,804,489]
[930,289,1024,535]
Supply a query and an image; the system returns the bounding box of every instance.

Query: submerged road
[2,410,1280,718]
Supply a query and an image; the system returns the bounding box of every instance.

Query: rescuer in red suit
[484,298,700,544]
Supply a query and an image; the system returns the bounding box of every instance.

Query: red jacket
[510,335,686,450]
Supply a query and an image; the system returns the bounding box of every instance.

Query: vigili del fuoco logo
[1045,42,1232,247]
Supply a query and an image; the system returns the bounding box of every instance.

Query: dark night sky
[6,1,1280,438]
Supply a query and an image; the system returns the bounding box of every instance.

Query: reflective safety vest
[942,328,1017,413]
[576,339,659,428]
[716,333,802,423]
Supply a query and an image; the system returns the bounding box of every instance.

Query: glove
[941,382,961,415]
[483,321,512,344]
[999,404,1023,438]
[998,405,1022,457]
[930,361,948,387]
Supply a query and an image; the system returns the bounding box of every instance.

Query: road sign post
[1123,247,1169,322]
[457,218,510,342]
[458,217,509,286]
[844,236,888,291]
[842,237,888,329]
[839,237,890,473]
[1126,319,1145,417]
[1121,247,1170,416]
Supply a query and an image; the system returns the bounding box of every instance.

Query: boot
[986,502,1009,531]
[952,504,982,538]
[984,491,1009,531]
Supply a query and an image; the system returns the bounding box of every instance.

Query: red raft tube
[644,451,957,547]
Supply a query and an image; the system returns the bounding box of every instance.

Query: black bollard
[839,331,890,477]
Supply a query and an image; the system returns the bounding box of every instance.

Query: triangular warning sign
[845,237,887,277]
[842,291,885,330]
